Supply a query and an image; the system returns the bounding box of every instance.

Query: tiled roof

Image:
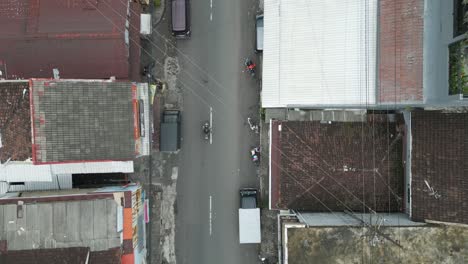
[270,115,405,212]
[30,79,136,164]
[0,81,31,162]
[411,111,468,224]
[0,0,140,80]
[378,0,423,103]
[89,247,121,264]
[0,247,89,264]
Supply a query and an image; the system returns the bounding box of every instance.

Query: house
[262,0,467,109]
[269,114,405,212]
[278,214,468,264]
[409,111,468,225]
[269,110,468,263]
[0,184,147,264]
[0,247,121,264]
[0,80,150,195]
[0,0,141,81]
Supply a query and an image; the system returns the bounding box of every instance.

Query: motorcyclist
[203,122,211,138]
[247,61,256,70]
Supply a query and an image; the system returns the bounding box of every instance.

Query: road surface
[175,0,261,263]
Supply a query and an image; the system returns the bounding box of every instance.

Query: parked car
[172,0,190,38]
[238,188,261,244]
[255,14,264,52]
[160,110,181,151]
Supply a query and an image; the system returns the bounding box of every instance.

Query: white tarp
[239,208,261,243]
[262,0,377,107]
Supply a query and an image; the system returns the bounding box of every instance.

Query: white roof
[0,161,133,183]
[239,208,261,243]
[262,0,377,107]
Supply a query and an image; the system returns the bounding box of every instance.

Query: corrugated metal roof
[137,83,150,156]
[0,198,120,251]
[262,0,377,107]
[6,174,72,193]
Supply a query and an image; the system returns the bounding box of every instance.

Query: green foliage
[154,0,161,7]
[449,40,468,97]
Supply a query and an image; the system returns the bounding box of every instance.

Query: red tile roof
[378,0,424,103]
[0,248,89,264]
[0,0,140,80]
[270,115,405,212]
[89,247,121,264]
[0,81,31,162]
[411,111,468,224]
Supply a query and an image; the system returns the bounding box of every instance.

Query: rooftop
[286,225,468,264]
[30,79,136,164]
[262,0,377,107]
[378,0,423,104]
[0,193,120,251]
[89,247,122,264]
[410,111,468,224]
[0,81,31,162]
[0,0,141,80]
[0,247,89,264]
[270,115,405,212]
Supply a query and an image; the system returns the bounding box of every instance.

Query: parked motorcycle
[251,147,260,164]
[202,121,211,140]
[247,117,259,133]
[244,58,256,77]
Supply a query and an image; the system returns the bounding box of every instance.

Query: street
[174,0,261,263]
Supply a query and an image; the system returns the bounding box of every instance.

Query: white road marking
[209,107,213,144]
[209,195,213,235]
[210,0,213,21]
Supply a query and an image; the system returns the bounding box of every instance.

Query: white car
[255,15,264,52]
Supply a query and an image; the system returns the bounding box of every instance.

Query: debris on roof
[286,225,468,264]
[411,111,468,224]
[0,81,31,162]
[270,114,405,212]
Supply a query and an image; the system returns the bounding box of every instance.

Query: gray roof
[0,198,120,251]
[30,79,135,163]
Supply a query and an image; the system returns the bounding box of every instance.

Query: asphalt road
[175,0,261,263]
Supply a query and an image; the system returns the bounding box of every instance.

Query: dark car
[160,110,181,152]
[240,188,258,209]
[172,0,190,38]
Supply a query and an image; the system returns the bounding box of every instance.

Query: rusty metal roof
[0,81,31,162]
[0,0,140,80]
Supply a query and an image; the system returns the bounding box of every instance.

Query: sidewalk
[259,121,279,264]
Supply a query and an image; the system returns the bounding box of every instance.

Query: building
[278,214,468,264]
[0,184,147,264]
[408,111,468,225]
[269,114,405,212]
[262,0,467,109]
[0,80,150,195]
[0,0,141,81]
[269,111,468,263]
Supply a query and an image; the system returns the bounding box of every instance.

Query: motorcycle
[251,147,260,164]
[202,121,211,140]
[244,58,256,77]
[247,117,259,133]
